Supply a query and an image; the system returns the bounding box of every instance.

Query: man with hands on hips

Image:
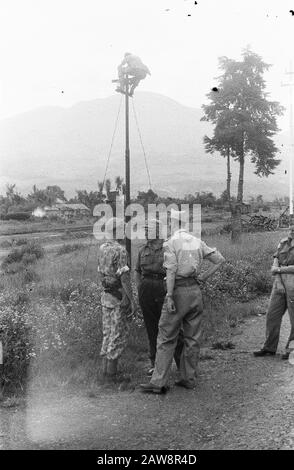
[140,208,225,394]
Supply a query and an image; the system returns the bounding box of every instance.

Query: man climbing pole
[116,52,151,97]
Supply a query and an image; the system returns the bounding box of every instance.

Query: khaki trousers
[264,275,294,352]
[151,284,203,388]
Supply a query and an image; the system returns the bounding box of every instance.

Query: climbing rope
[131,98,152,190]
[101,94,123,191]
[81,95,123,281]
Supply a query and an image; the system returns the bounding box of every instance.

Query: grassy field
[0,228,283,394]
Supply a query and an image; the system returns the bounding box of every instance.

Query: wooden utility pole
[124,75,131,264]
[0,330,3,396]
[282,62,294,219]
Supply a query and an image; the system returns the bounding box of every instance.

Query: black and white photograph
[1,0,294,455]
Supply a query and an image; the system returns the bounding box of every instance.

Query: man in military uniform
[135,219,183,376]
[254,225,294,360]
[116,52,151,97]
[98,217,138,382]
[140,209,225,394]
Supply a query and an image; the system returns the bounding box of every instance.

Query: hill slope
[0,92,289,199]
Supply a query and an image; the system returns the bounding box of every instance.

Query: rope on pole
[101,94,123,191]
[81,95,123,282]
[131,99,152,190]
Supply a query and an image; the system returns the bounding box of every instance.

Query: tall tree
[201,48,284,239]
[28,185,66,206]
[203,130,233,207]
[46,185,67,202]
[74,190,105,212]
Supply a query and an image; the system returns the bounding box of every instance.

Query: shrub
[220,222,232,234]
[1,241,45,271]
[202,259,272,304]
[0,291,33,391]
[12,238,29,246]
[21,253,38,265]
[202,216,213,223]
[23,267,40,284]
[57,243,84,255]
[3,212,31,221]
[1,262,26,275]
[0,280,103,391]
[0,240,12,249]
[73,231,89,239]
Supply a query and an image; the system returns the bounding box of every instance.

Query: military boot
[100,357,108,382]
[106,358,118,383]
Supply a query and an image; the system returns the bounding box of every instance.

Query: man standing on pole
[116,52,151,97]
[140,209,225,394]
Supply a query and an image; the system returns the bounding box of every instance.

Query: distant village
[0,179,290,225]
[32,201,90,220]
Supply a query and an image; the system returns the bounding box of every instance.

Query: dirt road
[1,314,294,450]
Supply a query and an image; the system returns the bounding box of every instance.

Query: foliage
[0,230,278,393]
[135,189,159,206]
[1,241,45,272]
[202,259,271,305]
[0,281,103,391]
[1,212,31,221]
[27,184,66,206]
[184,191,216,208]
[202,47,284,204]
[56,243,84,255]
[71,190,105,212]
[0,291,32,390]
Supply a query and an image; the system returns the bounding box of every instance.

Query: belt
[142,273,165,280]
[175,277,199,287]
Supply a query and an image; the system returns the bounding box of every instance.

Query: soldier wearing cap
[254,225,294,360]
[135,218,183,376]
[140,208,225,394]
[98,217,138,383]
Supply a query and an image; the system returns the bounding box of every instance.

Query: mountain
[0,91,290,199]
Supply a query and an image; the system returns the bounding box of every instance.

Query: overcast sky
[1,0,294,131]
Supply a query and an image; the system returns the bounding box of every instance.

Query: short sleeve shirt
[274,237,294,266]
[125,55,150,73]
[163,229,223,278]
[98,241,130,278]
[136,241,165,276]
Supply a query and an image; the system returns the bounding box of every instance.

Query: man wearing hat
[140,208,225,394]
[116,52,151,97]
[135,218,183,376]
[254,225,294,360]
[98,217,138,383]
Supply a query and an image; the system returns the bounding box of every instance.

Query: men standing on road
[140,209,225,394]
[135,218,183,376]
[254,225,294,360]
[98,217,138,383]
[116,52,151,97]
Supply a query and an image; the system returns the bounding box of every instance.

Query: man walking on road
[254,225,294,360]
[140,209,225,394]
[98,217,138,383]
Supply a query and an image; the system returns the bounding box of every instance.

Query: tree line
[0,179,287,221]
[201,47,284,240]
[1,47,285,232]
